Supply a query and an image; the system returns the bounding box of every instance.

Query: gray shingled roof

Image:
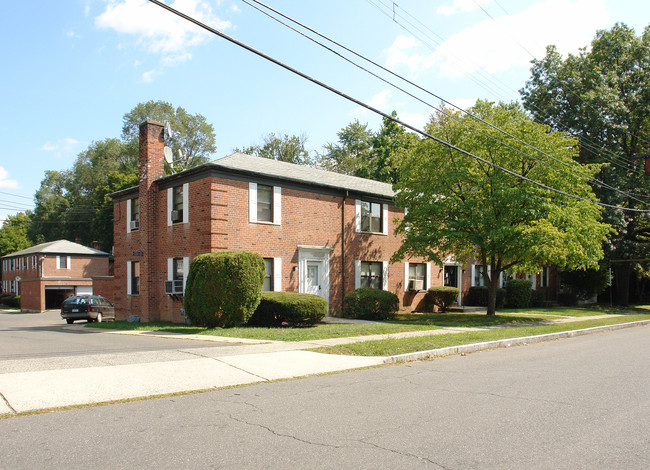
[1,240,109,258]
[212,153,395,198]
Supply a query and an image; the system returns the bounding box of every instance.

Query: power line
[149,0,649,213]
[368,0,643,173]
[241,0,649,206]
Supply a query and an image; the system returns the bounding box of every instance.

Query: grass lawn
[87,312,545,341]
[312,314,650,356]
[497,306,643,317]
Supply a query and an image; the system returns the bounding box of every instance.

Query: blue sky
[0,0,647,224]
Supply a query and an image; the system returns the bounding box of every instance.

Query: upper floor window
[22,256,27,270]
[355,200,388,234]
[249,182,281,225]
[167,183,188,226]
[129,197,140,231]
[57,256,70,270]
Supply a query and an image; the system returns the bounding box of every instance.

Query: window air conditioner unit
[408,279,424,291]
[130,220,139,230]
[171,209,183,223]
[164,280,184,295]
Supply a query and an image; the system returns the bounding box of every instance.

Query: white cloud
[399,111,429,131]
[353,89,392,118]
[65,30,81,39]
[437,0,490,16]
[141,69,156,83]
[95,0,232,54]
[41,138,80,158]
[386,0,609,79]
[0,167,19,190]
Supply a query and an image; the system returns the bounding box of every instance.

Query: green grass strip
[311,315,650,356]
[86,312,544,341]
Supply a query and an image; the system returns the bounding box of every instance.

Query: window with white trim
[57,256,70,270]
[360,261,383,289]
[127,197,139,232]
[539,267,550,288]
[355,200,388,234]
[167,183,189,226]
[407,263,427,291]
[263,258,273,291]
[249,183,281,225]
[130,261,140,295]
[472,265,487,286]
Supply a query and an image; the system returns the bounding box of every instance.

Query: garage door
[75,286,93,295]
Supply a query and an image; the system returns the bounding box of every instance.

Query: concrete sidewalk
[1,317,648,416]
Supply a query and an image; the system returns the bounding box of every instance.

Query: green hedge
[342,288,399,320]
[505,279,532,308]
[184,252,265,328]
[0,295,20,308]
[247,292,327,327]
[426,286,459,312]
[530,289,545,307]
[465,286,506,309]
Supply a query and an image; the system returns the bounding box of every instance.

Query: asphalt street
[0,323,647,469]
[0,310,228,366]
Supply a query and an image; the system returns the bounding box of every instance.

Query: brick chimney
[92,241,101,250]
[139,120,166,321]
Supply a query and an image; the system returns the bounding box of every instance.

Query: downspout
[341,191,347,311]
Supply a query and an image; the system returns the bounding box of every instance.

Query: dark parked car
[61,295,115,324]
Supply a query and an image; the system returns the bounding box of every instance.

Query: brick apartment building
[108,120,469,322]
[1,240,110,312]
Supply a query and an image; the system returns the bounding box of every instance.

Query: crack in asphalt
[227,414,345,449]
[357,437,451,469]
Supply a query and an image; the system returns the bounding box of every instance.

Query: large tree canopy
[122,100,216,166]
[520,23,650,304]
[392,101,611,315]
[0,212,32,257]
[237,132,311,165]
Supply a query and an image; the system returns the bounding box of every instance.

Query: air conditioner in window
[164,280,184,295]
[130,220,139,230]
[408,279,424,291]
[171,209,183,223]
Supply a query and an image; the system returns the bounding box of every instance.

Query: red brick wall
[111,121,439,323]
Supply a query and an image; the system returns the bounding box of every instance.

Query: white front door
[306,261,321,296]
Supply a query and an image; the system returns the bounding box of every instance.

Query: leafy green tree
[122,100,216,166]
[357,112,418,184]
[520,23,650,305]
[238,132,311,165]
[0,212,33,257]
[392,101,611,315]
[29,170,72,244]
[319,120,373,174]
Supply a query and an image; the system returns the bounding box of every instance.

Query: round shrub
[496,288,507,309]
[530,289,545,307]
[0,295,20,308]
[426,286,459,312]
[184,252,265,328]
[465,286,488,306]
[247,292,327,327]
[505,279,532,308]
[342,288,399,320]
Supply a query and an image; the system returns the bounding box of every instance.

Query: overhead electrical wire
[148,0,649,213]
[370,0,642,172]
[240,0,648,206]
[470,0,650,163]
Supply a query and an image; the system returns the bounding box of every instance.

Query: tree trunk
[613,262,631,306]
[486,277,498,316]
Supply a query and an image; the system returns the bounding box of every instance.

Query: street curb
[385,319,650,363]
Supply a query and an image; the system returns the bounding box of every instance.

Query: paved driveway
[0,309,230,370]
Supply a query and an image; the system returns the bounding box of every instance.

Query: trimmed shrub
[464,287,506,309]
[247,292,327,327]
[496,288,507,309]
[505,279,532,308]
[0,295,20,308]
[342,288,399,320]
[530,289,545,307]
[184,252,265,328]
[557,291,578,306]
[426,286,459,312]
[465,286,488,306]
